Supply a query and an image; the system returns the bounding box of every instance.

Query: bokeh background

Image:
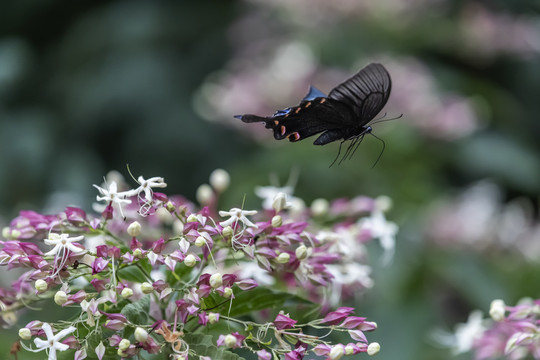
[1,0,540,359]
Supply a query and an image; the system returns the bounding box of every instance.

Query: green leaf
[117,262,150,283]
[121,295,150,324]
[184,333,245,360]
[221,288,319,319]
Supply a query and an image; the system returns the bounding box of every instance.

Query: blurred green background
[1,0,540,359]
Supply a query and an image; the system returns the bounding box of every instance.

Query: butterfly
[235,63,394,166]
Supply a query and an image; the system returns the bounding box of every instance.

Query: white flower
[219,208,258,228]
[132,176,167,202]
[359,210,398,264]
[44,233,85,278]
[219,207,258,249]
[93,181,132,218]
[44,233,85,257]
[32,322,76,360]
[93,181,132,205]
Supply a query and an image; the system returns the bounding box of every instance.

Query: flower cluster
[440,298,540,360]
[0,169,395,359]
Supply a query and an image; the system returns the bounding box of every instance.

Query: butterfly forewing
[328,63,391,123]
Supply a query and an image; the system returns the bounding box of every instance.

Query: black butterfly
[235,63,393,166]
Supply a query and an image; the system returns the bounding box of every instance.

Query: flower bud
[166,201,176,213]
[271,215,282,228]
[133,248,143,259]
[329,344,345,360]
[173,220,184,235]
[345,344,355,355]
[118,338,131,351]
[209,273,223,288]
[367,342,380,356]
[208,312,220,324]
[121,288,133,299]
[2,227,11,239]
[196,184,213,205]
[224,334,237,348]
[127,221,141,237]
[18,327,31,340]
[223,287,233,298]
[54,291,68,306]
[276,252,290,264]
[195,235,207,247]
[134,327,148,343]
[489,299,506,321]
[375,195,392,212]
[141,282,154,294]
[311,198,329,216]
[295,245,308,260]
[272,192,288,212]
[222,226,233,238]
[10,229,22,239]
[186,214,198,223]
[209,169,230,193]
[184,254,197,267]
[35,279,48,293]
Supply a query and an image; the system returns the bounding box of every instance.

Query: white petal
[41,323,54,339]
[33,338,49,349]
[52,342,70,352]
[49,347,58,360]
[240,216,258,228]
[66,243,86,254]
[53,326,76,341]
[219,217,236,227]
[43,244,62,256]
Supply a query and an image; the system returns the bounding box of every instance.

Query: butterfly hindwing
[328,63,391,123]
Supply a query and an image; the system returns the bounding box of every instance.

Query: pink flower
[257,349,272,360]
[322,307,355,325]
[274,313,297,330]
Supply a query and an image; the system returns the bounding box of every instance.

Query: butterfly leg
[348,134,367,161]
[339,137,361,165]
[329,140,346,167]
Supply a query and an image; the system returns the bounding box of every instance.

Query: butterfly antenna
[369,132,386,168]
[370,113,403,126]
[329,140,345,168]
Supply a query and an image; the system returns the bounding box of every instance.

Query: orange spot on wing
[295,107,301,114]
[274,120,279,126]
[305,102,311,108]
[288,132,300,141]
[280,125,286,136]
[320,98,326,104]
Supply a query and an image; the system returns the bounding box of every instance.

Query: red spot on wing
[288,132,300,142]
[280,125,286,136]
